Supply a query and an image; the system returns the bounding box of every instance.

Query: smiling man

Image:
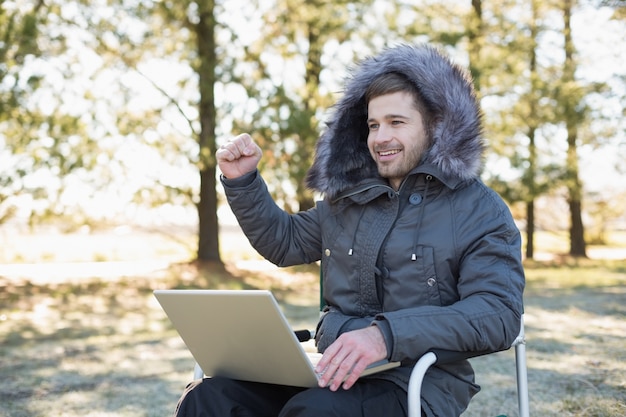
[174,44,525,417]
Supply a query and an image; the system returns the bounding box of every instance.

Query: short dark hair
[365,72,436,139]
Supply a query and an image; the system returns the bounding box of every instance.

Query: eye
[368,122,379,130]
[391,119,404,126]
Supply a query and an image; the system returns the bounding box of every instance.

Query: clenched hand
[216,133,263,179]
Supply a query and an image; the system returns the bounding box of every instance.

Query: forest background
[1,0,626,416]
[1,0,625,262]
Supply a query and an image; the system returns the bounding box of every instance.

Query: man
[175,44,525,417]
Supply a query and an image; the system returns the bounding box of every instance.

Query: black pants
[174,376,410,417]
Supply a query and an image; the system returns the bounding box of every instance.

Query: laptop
[154,289,400,387]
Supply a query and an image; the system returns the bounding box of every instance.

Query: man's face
[367,91,429,191]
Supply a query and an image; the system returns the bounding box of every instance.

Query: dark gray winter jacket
[222,44,525,417]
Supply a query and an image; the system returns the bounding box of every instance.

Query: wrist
[371,320,393,359]
[220,170,257,188]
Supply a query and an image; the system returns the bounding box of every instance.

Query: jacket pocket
[414,246,442,306]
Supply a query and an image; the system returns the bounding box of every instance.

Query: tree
[467,0,485,92]
[0,1,44,223]
[0,0,103,229]
[561,0,587,257]
[516,0,563,259]
[194,0,221,263]
[450,0,561,259]
[134,0,223,263]
[85,0,226,263]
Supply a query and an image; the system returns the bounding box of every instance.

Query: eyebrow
[367,114,411,123]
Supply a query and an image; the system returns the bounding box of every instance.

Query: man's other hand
[315,326,388,391]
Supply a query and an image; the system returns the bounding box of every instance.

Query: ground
[0,226,625,416]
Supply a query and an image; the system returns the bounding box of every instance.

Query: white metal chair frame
[407,315,529,417]
[194,315,529,417]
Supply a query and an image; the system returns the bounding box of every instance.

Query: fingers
[315,327,388,391]
[216,134,263,178]
[232,133,257,157]
[315,341,368,391]
[340,356,369,390]
[315,341,347,389]
[217,133,260,161]
[317,348,369,391]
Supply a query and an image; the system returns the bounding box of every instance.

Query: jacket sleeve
[221,171,322,267]
[315,307,386,353]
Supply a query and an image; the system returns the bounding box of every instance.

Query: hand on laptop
[315,326,387,391]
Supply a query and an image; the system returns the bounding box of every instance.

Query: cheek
[366,135,376,157]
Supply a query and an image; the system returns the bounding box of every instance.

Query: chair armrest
[407,352,437,417]
[407,349,491,417]
[408,315,527,417]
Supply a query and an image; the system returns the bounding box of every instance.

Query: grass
[0,228,625,416]
[467,258,626,417]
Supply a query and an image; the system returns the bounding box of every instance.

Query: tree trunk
[526,200,535,259]
[569,198,586,256]
[525,0,539,260]
[467,0,483,91]
[525,124,537,260]
[295,26,321,212]
[195,0,222,263]
[563,0,587,257]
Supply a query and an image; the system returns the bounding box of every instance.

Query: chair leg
[193,362,204,380]
[515,342,530,417]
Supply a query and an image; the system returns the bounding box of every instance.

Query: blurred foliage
[0,0,625,260]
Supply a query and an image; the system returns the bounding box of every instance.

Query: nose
[372,123,393,144]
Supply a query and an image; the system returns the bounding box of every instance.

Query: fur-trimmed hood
[305,44,485,199]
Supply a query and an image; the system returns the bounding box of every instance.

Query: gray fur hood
[305,44,485,199]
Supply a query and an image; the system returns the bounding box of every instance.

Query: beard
[375,141,426,187]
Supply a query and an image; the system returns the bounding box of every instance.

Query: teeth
[379,150,400,156]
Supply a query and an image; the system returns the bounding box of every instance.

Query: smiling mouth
[378,149,401,157]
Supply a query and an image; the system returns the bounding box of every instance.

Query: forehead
[367,91,417,116]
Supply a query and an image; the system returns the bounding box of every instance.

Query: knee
[175,377,233,417]
[182,377,227,398]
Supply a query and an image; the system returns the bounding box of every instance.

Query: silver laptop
[154,289,399,387]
